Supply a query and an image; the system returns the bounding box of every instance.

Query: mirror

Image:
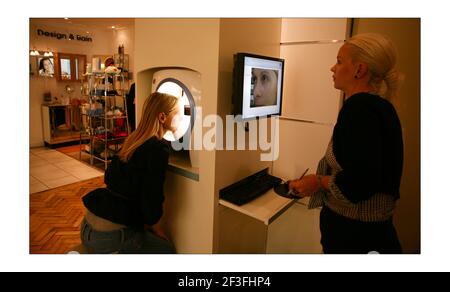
[60,58,71,80]
[55,53,86,82]
[75,56,85,80]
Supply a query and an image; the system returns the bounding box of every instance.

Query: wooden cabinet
[41,104,78,145]
[55,53,86,82]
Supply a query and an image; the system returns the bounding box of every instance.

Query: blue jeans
[80,219,176,254]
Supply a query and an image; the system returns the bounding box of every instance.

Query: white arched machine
[151,68,201,168]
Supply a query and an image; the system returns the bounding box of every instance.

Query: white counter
[219,188,307,225]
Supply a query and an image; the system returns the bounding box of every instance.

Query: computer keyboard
[219,168,282,206]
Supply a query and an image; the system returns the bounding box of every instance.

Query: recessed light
[111,26,116,29]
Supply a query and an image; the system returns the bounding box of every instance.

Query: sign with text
[37,29,93,42]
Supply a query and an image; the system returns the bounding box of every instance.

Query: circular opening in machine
[156,79,195,142]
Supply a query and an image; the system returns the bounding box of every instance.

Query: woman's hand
[288,174,321,197]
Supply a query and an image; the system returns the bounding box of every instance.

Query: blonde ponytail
[384,68,403,101]
[347,33,403,101]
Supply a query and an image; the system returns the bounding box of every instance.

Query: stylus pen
[299,168,309,180]
[285,168,309,185]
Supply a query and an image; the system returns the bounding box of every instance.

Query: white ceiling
[30,18,134,31]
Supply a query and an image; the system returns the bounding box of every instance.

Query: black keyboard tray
[219,168,282,205]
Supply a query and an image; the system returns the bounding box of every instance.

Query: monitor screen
[233,53,284,120]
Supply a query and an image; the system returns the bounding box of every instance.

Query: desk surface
[219,189,309,225]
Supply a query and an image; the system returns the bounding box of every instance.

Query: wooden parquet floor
[29,176,105,254]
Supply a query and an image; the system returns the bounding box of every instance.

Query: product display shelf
[79,71,130,169]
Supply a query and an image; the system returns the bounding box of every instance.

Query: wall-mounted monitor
[232,53,284,120]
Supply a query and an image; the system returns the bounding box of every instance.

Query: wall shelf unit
[79,71,130,169]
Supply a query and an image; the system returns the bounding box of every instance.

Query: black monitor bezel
[232,52,285,120]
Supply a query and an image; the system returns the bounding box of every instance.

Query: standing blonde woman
[289,33,404,253]
[81,92,181,253]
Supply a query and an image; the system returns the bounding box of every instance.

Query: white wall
[133,18,285,253]
[275,18,421,254]
[267,203,322,253]
[274,18,348,184]
[215,18,282,252]
[281,43,342,123]
[273,119,333,179]
[135,19,220,253]
[215,18,282,192]
[269,18,348,253]
[281,18,348,42]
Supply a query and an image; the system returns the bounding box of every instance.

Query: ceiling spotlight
[111,26,116,29]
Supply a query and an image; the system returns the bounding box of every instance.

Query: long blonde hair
[346,33,403,101]
[118,92,179,162]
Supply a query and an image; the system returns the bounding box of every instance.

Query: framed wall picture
[37,56,55,78]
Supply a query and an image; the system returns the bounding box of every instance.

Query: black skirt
[320,205,402,254]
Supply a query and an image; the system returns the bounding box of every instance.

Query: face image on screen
[250,68,278,107]
[238,54,283,120]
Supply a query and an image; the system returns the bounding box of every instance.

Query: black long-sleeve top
[332,92,403,204]
[83,137,170,226]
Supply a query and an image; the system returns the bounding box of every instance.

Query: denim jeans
[80,219,176,254]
